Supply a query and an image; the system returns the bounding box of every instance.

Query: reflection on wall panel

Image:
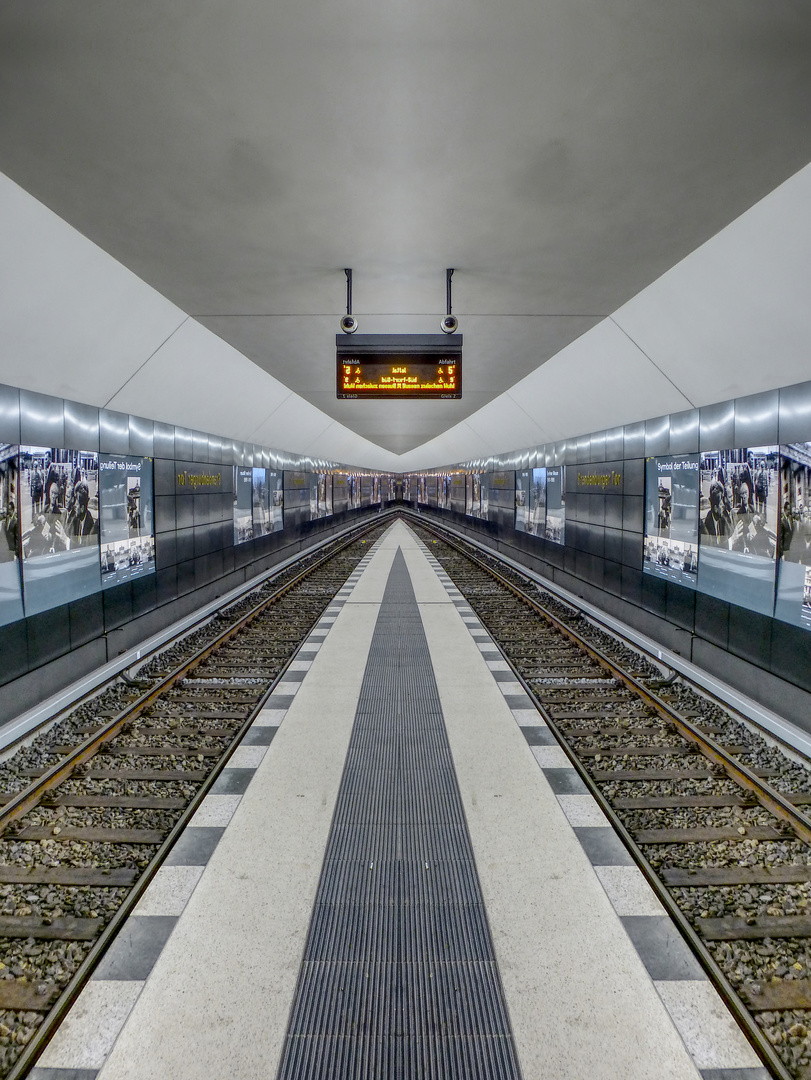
[0,445,23,626]
[545,467,565,545]
[333,472,349,513]
[233,466,253,544]
[253,469,283,536]
[310,473,333,520]
[775,442,811,630]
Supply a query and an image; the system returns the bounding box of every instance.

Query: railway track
[0,514,393,1079]
[408,515,811,1080]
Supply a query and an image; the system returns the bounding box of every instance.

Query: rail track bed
[0,518,390,1079]
[410,517,811,1080]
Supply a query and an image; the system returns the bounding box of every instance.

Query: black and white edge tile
[415,536,766,1080]
[31,532,393,1079]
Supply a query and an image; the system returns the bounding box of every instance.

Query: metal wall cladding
[64,401,100,452]
[174,427,195,462]
[19,389,64,448]
[0,384,21,443]
[700,400,735,450]
[669,409,699,455]
[645,414,670,457]
[99,409,130,454]
[734,389,779,449]
[420,377,811,701]
[779,381,811,444]
[152,422,175,461]
[1,383,350,692]
[128,415,154,457]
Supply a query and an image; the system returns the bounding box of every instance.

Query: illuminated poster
[775,443,811,630]
[0,445,23,626]
[310,473,333,519]
[252,469,283,535]
[643,455,700,588]
[531,467,547,538]
[515,471,530,531]
[99,455,155,587]
[697,446,779,615]
[19,446,101,615]
[435,475,449,510]
[466,473,488,519]
[545,467,565,545]
[233,466,253,544]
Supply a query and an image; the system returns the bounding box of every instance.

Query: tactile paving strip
[276,549,522,1080]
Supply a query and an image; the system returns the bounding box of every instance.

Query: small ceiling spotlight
[441,268,458,334]
[340,268,358,334]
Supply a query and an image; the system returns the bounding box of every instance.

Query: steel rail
[412,517,807,1080]
[0,515,391,834]
[414,519,811,844]
[4,514,392,1080]
[6,641,301,1080]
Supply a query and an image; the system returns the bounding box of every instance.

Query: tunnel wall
[0,383,393,726]
[406,379,811,731]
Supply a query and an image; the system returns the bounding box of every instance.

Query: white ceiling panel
[246,396,334,458]
[464,395,551,455]
[305,424,400,472]
[500,318,694,443]
[398,423,496,473]
[612,162,811,409]
[105,318,294,442]
[0,173,185,408]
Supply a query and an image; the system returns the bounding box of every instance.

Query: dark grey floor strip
[277,549,522,1080]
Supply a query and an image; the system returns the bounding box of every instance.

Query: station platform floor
[32,520,767,1080]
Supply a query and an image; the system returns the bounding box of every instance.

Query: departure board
[336,335,462,400]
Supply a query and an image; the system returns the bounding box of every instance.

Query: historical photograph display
[530,467,547,537]
[233,466,253,544]
[19,446,101,615]
[775,443,811,630]
[466,473,488,519]
[643,454,700,588]
[251,468,283,535]
[696,446,779,615]
[309,472,333,519]
[99,455,155,587]
[0,445,24,626]
[515,470,530,531]
[545,466,565,545]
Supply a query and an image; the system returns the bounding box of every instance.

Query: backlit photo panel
[233,466,253,544]
[531,467,547,538]
[643,455,700,588]
[19,446,101,615]
[515,470,530,532]
[0,445,24,626]
[268,471,283,531]
[696,446,779,615]
[252,467,270,535]
[545,467,565,545]
[775,443,811,630]
[99,455,156,587]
